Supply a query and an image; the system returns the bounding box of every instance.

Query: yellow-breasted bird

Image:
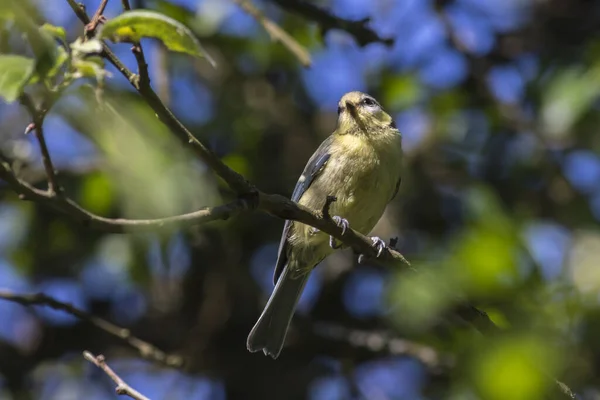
[247,91,403,359]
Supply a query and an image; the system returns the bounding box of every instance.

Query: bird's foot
[358,236,387,264]
[329,215,349,249]
[371,236,386,257]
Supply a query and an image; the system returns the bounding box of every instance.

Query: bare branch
[313,322,454,371]
[258,192,412,268]
[19,94,60,195]
[65,0,91,26]
[32,124,59,195]
[234,0,311,67]
[0,160,251,233]
[85,0,109,36]
[271,0,393,47]
[120,0,150,86]
[0,289,182,367]
[84,351,151,400]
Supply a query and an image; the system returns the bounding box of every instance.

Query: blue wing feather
[273,136,333,284]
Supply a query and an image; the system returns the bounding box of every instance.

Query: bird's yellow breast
[292,131,402,257]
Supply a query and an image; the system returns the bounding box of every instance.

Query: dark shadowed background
[1,0,600,399]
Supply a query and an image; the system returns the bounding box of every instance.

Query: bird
[247,91,403,359]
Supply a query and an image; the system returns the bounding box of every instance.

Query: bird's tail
[247,263,309,359]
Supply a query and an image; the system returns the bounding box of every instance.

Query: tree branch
[234,0,311,67]
[312,322,454,371]
[120,0,150,86]
[0,159,251,233]
[19,94,60,196]
[258,192,412,268]
[84,0,109,36]
[84,351,150,400]
[270,0,393,47]
[0,289,182,367]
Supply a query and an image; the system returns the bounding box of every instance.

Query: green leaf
[1,1,59,81]
[541,65,600,140]
[471,335,559,400]
[0,55,35,103]
[99,10,215,67]
[72,57,110,82]
[41,23,66,43]
[20,22,59,80]
[79,172,114,215]
[45,46,68,80]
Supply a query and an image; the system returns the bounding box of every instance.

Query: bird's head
[336,91,396,135]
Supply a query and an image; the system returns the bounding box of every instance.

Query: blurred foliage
[1,0,600,399]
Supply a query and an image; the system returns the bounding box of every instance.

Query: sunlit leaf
[541,65,600,140]
[8,1,60,81]
[222,154,250,179]
[0,55,35,102]
[471,335,559,400]
[79,172,114,215]
[567,229,600,296]
[453,186,519,297]
[73,93,222,224]
[382,74,422,110]
[41,23,67,43]
[99,10,216,66]
[388,264,457,331]
[45,46,68,79]
[72,57,110,82]
[25,25,60,79]
[454,225,518,296]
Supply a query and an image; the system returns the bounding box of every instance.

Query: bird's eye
[362,98,376,107]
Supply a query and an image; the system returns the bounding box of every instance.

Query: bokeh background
[1,0,600,398]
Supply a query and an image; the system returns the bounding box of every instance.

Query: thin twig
[120,0,150,86]
[0,289,182,367]
[85,0,109,36]
[271,0,393,47]
[233,0,311,67]
[66,0,91,25]
[0,160,250,233]
[312,322,454,371]
[84,351,151,400]
[32,124,59,196]
[19,94,60,196]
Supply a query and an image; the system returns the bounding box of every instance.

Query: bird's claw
[329,215,349,249]
[332,216,349,235]
[371,236,386,257]
[358,236,387,264]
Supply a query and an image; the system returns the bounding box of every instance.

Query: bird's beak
[345,101,358,120]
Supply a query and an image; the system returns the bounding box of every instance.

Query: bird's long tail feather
[246,263,309,359]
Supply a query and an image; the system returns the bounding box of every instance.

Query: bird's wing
[273,136,333,284]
